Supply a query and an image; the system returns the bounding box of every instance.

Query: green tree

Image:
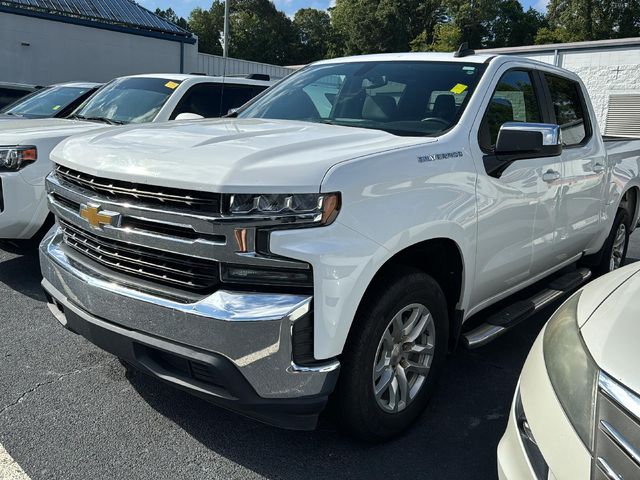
[414,0,544,51]
[330,0,445,57]
[415,22,461,51]
[293,9,332,63]
[228,0,299,64]
[154,7,189,30]
[189,5,224,55]
[538,0,640,44]
[486,2,545,47]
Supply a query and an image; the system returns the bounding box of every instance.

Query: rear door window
[544,74,588,146]
[479,70,542,151]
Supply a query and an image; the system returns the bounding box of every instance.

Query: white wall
[195,52,296,79]
[0,12,198,85]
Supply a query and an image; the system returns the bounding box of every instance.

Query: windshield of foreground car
[0,85,91,118]
[70,77,180,125]
[238,61,485,136]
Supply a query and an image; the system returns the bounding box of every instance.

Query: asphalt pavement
[2,234,639,480]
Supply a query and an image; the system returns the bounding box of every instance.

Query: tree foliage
[293,9,332,64]
[537,0,640,43]
[189,5,224,55]
[154,7,189,30]
[169,0,640,65]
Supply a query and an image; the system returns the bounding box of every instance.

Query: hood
[0,114,30,122]
[52,118,433,193]
[0,118,108,144]
[580,263,640,396]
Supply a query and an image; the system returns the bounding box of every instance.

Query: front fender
[271,220,471,360]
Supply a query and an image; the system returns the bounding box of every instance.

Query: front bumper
[498,327,591,479]
[40,228,340,430]
[0,171,48,239]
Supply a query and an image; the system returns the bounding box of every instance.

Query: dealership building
[0,0,294,86]
[483,38,640,137]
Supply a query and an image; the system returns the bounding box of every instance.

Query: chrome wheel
[610,223,627,271]
[372,303,436,413]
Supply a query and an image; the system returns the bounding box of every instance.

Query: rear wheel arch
[619,187,639,230]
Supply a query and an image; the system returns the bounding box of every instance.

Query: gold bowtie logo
[79,204,120,229]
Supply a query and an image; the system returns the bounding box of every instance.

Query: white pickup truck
[39,51,640,440]
[0,73,272,242]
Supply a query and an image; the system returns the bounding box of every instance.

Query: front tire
[335,267,449,442]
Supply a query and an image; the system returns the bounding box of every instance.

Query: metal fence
[195,53,296,79]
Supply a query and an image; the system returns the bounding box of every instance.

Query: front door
[471,68,561,310]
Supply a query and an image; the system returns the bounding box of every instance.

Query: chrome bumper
[40,227,339,426]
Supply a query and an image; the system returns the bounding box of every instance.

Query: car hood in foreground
[0,118,107,144]
[580,262,640,395]
[52,118,433,193]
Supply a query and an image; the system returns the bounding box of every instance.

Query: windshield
[238,61,485,136]
[72,77,180,125]
[0,86,91,118]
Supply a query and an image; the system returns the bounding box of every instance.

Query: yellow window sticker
[450,83,468,95]
[52,105,61,111]
[165,81,180,89]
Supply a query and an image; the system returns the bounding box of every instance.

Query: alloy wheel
[372,303,436,413]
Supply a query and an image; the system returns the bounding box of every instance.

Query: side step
[463,268,592,349]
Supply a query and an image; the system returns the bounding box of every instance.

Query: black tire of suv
[335,266,449,442]
[589,208,631,276]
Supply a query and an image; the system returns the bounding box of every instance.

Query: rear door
[542,73,606,259]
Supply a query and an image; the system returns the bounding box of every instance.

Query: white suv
[0,73,273,242]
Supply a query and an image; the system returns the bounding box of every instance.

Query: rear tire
[335,267,448,442]
[589,209,631,276]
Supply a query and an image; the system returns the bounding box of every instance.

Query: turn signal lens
[221,264,313,287]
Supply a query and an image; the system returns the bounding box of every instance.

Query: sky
[138,0,548,19]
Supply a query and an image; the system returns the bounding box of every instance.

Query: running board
[463,268,592,349]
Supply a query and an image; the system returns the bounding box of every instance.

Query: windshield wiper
[68,114,125,125]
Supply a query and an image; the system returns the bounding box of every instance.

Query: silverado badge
[79,204,121,230]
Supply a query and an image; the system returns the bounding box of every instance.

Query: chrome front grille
[593,373,640,480]
[60,220,220,292]
[45,163,308,297]
[55,165,221,214]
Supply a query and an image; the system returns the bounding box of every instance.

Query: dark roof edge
[0,5,196,44]
[479,37,640,55]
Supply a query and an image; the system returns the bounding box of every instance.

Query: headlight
[224,192,340,226]
[0,146,37,171]
[543,291,598,450]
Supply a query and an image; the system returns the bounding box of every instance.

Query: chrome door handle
[593,163,606,173]
[542,170,561,183]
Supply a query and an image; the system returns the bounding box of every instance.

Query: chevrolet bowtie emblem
[79,204,121,229]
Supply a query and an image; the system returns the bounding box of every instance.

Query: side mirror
[175,112,204,121]
[227,108,238,116]
[495,123,562,159]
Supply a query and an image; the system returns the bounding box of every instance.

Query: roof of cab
[312,51,581,81]
[120,73,274,86]
[315,51,497,65]
[52,82,103,88]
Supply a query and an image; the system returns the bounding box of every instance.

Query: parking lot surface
[2,234,639,480]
